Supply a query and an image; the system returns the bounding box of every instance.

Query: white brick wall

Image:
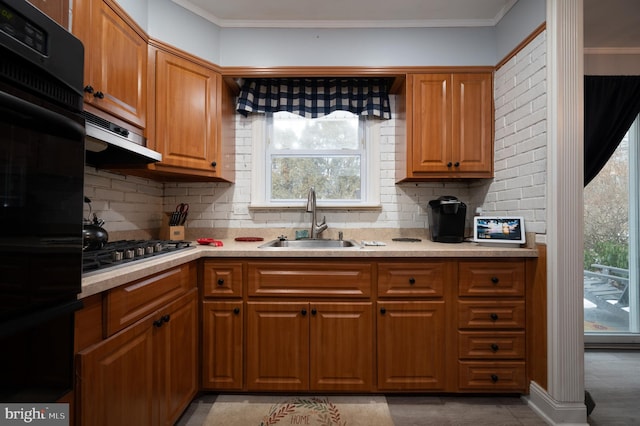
[163,95,472,234]
[85,33,548,238]
[477,30,547,235]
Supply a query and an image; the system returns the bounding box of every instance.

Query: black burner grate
[82,240,192,273]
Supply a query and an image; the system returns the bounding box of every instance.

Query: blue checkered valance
[236,78,392,119]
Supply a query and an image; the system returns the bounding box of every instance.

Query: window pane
[584,131,631,333]
[271,156,361,200]
[272,111,359,150]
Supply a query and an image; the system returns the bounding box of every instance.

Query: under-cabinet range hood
[84,111,162,166]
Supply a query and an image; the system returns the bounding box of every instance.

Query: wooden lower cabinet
[76,289,198,426]
[376,301,447,390]
[246,301,373,392]
[198,257,535,395]
[202,301,243,390]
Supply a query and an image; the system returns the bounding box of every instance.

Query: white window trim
[250,114,381,209]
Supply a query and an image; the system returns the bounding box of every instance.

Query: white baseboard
[523,381,588,425]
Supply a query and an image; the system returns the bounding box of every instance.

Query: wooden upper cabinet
[146,45,235,182]
[398,71,493,181]
[28,0,69,28]
[72,0,147,128]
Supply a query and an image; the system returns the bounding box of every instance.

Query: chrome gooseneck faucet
[306,187,327,239]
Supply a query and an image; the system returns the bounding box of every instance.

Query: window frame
[250,113,381,209]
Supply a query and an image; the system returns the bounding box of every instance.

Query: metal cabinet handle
[211,161,217,168]
[491,374,499,383]
[217,278,225,286]
[491,276,499,284]
[83,85,94,94]
[233,307,240,315]
[301,309,307,316]
[94,91,104,99]
[490,313,499,321]
[380,307,386,315]
[409,277,416,285]
[454,161,460,167]
[491,343,499,352]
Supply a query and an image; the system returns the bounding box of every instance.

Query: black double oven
[0,0,85,402]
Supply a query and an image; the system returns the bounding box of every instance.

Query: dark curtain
[236,77,392,119]
[584,76,640,186]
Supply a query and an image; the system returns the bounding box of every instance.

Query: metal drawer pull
[491,343,499,352]
[490,313,499,321]
[491,374,499,383]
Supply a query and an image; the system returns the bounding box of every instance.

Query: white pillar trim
[541,0,587,423]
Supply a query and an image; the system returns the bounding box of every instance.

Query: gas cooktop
[82,240,193,274]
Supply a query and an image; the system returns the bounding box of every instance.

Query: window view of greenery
[584,130,631,333]
[269,111,363,201]
[584,138,629,271]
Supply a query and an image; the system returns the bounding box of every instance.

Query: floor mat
[203,394,394,426]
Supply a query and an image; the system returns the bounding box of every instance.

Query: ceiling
[172,0,640,49]
[171,0,518,28]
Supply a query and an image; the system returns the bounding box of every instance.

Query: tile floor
[176,350,639,425]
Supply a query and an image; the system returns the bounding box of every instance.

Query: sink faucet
[306,187,328,239]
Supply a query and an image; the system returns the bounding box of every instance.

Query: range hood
[84,111,162,166]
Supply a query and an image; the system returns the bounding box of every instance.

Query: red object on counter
[197,238,223,246]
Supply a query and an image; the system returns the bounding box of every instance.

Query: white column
[528,0,587,424]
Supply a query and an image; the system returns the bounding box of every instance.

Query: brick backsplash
[84,33,548,240]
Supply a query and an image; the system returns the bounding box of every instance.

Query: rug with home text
[203,394,394,426]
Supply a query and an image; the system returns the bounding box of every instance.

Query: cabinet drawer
[458,261,525,297]
[247,261,372,298]
[458,361,526,391]
[458,300,525,329]
[203,262,243,298]
[458,331,525,359]
[105,264,193,336]
[377,261,450,298]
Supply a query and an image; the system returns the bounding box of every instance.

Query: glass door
[584,116,640,344]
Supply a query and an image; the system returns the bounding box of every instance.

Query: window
[584,115,640,344]
[251,111,380,208]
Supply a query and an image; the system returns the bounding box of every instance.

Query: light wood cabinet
[202,301,243,390]
[376,260,453,391]
[28,0,69,28]
[377,301,446,390]
[75,265,197,425]
[144,43,235,181]
[457,260,528,392]
[246,301,373,392]
[201,261,244,390]
[72,0,147,128]
[397,71,493,181]
[198,257,533,395]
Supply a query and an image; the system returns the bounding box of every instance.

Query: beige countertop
[79,237,538,299]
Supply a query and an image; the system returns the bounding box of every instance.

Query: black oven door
[0,87,85,402]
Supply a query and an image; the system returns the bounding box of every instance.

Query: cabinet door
[310,302,373,391]
[246,302,309,391]
[74,0,147,127]
[410,74,452,173]
[76,317,155,426]
[154,49,219,172]
[451,73,493,174]
[202,301,243,390]
[156,290,198,425]
[377,301,446,390]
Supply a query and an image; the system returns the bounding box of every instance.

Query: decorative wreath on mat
[260,396,345,426]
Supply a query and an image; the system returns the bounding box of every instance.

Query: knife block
[161,212,185,241]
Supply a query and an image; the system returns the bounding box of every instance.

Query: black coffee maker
[428,196,467,243]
